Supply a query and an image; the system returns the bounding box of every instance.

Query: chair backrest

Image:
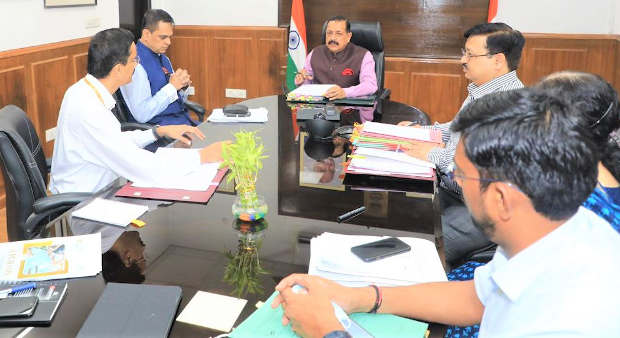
[321,20,385,91]
[0,105,49,240]
[111,90,133,123]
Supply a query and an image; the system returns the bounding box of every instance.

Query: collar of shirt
[489,209,584,302]
[85,74,116,110]
[466,70,519,100]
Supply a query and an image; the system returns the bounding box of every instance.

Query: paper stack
[286,84,335,102]
[345,122,442,180]
[308,233,447,287]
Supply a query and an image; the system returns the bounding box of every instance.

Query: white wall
[0,0,118,52]
[151,0,278,27]
[494,0,617,34]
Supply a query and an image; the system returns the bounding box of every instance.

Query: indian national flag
[286,0,307,91]
[488,0,510,23]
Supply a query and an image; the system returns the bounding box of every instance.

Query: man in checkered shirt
[400,23,525,266]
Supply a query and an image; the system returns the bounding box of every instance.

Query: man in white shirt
[271,89,620,338]
[50,28,226,194]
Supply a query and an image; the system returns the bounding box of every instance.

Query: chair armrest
[121,122,152,131]
[378,88,391,101]
[184,100,206,122]
[33,192,92,214]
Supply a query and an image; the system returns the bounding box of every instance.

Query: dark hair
[452,88,598,220]
[142,9,174,32]
[87,28,134,79]
[536,71,620,180]
[326,15,350,32]
[101,250,145,284]
[464,22,525,71]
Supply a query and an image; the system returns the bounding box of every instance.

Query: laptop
[77,283,182,338]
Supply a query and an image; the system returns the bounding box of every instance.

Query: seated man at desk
[401,22,525,266]
[272,89,620,337]
[120,9,196,126]
[294,16,377,100]
[50,28,227,194]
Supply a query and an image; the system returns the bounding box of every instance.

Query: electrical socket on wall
[45,127,57,142]
[225,88,247,99]
[187,86,195,96]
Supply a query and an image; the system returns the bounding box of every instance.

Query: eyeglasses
[461,48,496,59]
[447,169,524,193]
[132,56,140,64]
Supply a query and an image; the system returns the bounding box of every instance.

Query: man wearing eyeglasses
[121,9,194,127]
[294,15,378,100]
[400,23,525,266]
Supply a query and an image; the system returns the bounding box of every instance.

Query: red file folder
[114,168,228,203]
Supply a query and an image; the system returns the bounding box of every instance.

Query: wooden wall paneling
[72,53,88,83]
[0,66,27,111]
[614,38,620,94]
[31,56,72,156]
[384,70,408,103]
[166,36,209,110]
[257,36,286,97]
[210,35,254,108]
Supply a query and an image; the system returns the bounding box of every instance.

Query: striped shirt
[425,71,524,195]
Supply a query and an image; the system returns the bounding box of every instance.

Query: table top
[3,96,443,337]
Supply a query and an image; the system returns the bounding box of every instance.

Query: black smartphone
[351,237,411,262]
[223,104,250,117]
[0,296,39,318]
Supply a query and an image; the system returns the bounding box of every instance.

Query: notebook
[77,283,182,338]
[0,281,68,326]
[72,198,149,227]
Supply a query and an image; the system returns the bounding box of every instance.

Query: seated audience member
[50,28,227,194]
[400,22,526,266]
[272,89,620,337]
[121,9,196,126]
[535,71,620,227]
[294,16,378,100]
[102,231,146,284]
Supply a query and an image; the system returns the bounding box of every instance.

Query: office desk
[3,96,443,337]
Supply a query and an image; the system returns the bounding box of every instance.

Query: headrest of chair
[321,21,383,53]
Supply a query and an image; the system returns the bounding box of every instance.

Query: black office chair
[0,105,91,241]
[112,90,206,130]
[321,20,391,101]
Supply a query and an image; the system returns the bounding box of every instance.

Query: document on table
[176,291,247,332]
[362,121,433,141]
[288,84,335,97]
[72,198,148,227]
[208,107,269,123]
[131,148,221,191]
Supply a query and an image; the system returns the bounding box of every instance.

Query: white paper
[207,107,269,123]
[72,198,148,227]
[0,234,102,281]
[176,291,247,332]
[308,233,446,287]
[288,84,335,97]
[354,147,435,168]
[349,156,433,176]
[363,121,432,141]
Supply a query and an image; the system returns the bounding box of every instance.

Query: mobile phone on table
[0,296,39,318]
[351,237,411,262]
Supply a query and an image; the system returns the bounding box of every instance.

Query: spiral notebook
[0,281,68,326]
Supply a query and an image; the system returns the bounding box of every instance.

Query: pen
[348,155,367,159]
[337,206,367,223]
[0,282,36,295]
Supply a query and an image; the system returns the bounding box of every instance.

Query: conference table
[3,95,445,337]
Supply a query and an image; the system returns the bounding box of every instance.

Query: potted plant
[221,130,269,221]
[223,219,269,297]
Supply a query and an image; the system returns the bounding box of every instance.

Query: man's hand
[397,121,420,127]
[294,69,313,86]
[324,85,346,100]
[199,140,231,163]
[402,140,443,161]
[169,68,191,90]
[156,125,205,145]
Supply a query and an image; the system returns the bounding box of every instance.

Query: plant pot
[232,192,268,221]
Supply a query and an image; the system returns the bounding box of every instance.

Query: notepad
[176,291,247,332]
[230,291,429,338]
[71,198,148,227]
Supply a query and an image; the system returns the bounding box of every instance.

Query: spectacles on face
[132,55,140,64]
[447,169,524,193]
[461,48,496,60]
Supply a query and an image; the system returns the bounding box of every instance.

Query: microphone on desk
[337,206,367,223]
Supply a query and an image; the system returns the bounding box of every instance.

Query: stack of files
[309,232,446,287]
[0,234,101,281]
[230,291,429,338]
[346,122,442,181]
[208,107,269,123]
